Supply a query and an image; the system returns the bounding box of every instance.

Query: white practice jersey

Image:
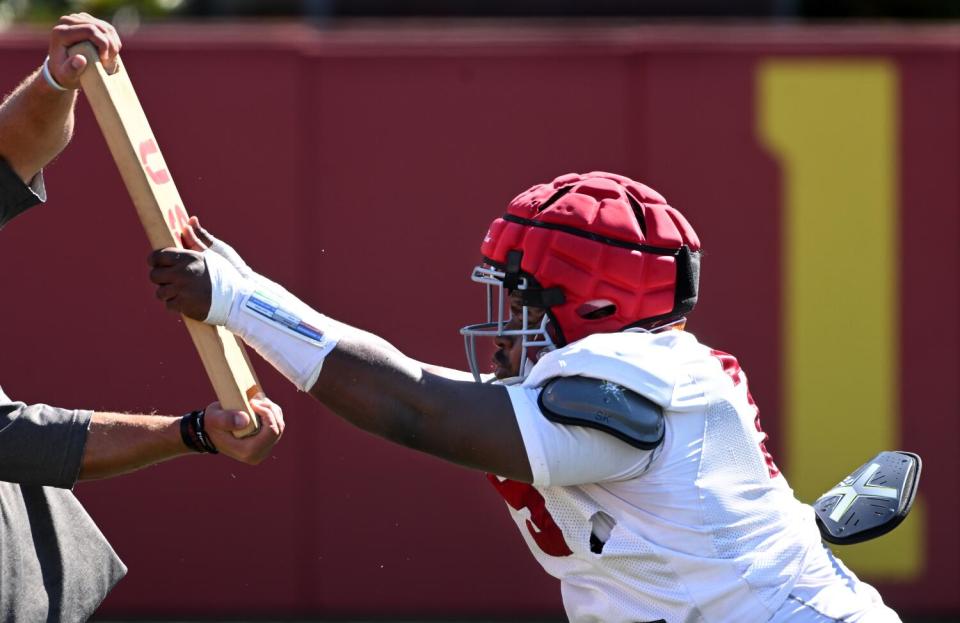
[491,330,892,623]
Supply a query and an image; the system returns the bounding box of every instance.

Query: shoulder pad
[814,450,922,545]
[524,332,686,408]
[537,376,664,450]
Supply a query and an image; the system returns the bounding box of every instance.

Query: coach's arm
[0,14,119,183]
[80,398,284,479]
[0,395,284,486]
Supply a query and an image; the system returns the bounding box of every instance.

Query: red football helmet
[460,171,701,381]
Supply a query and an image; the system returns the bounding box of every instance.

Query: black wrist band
[179,409,218,454]
[180,412,204,453]
[195,409,219,454]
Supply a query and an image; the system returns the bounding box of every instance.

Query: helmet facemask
[459,263,556,383]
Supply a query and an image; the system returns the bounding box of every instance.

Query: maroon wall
[0,23,957,618]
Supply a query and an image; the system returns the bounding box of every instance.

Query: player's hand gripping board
[70,42,262,437]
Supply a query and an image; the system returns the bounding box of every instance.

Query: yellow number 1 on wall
[758,59,923,579]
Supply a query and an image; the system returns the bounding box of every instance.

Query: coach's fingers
[205,399,284,465]
[49,15,121,83]
[204,403,252,433]
[90,15,122,59]
[58,12,102,26]
[92,19,120,73]
[269,399,286,435]
[202,404,256,457]
[51,23,110,56]
[251,397,285,437]
[57,13,119,61]
[56,53,88,87]
[49,26,107,88]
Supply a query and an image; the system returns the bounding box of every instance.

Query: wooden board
[71,43,261,436]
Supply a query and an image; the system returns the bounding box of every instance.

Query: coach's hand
[204,397,285,465]
[48,13,121,88]
[148,248,213,321]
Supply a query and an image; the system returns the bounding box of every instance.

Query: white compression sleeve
[204,250,247,326]
[204,251,341,392]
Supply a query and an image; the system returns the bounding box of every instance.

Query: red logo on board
[139,138,171,185]
[166,204,189,241]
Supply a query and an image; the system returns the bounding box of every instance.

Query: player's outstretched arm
[0,14,120,183]
[180,217,478,384]
[311,328,531,480]
[148,239,533,482]
[79,397,284,480]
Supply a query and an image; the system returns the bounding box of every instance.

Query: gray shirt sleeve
[0,484,128,621]
[0,388,92,489]
[0,156,45,228]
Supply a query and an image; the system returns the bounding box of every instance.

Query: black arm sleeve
[0,155,46,229]
[0,390,92,489]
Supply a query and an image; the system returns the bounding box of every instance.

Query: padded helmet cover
[480,171,701,345]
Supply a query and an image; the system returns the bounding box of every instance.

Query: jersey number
[487,475,573,557]
[711,350,780,478]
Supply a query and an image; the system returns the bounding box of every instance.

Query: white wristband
[41,56,70,92]
[203,250,248,326]
[208,237,255,279]
[226,289,342,392]
[208,237,296,304]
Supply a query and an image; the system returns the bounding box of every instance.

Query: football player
[148,171,911,622]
